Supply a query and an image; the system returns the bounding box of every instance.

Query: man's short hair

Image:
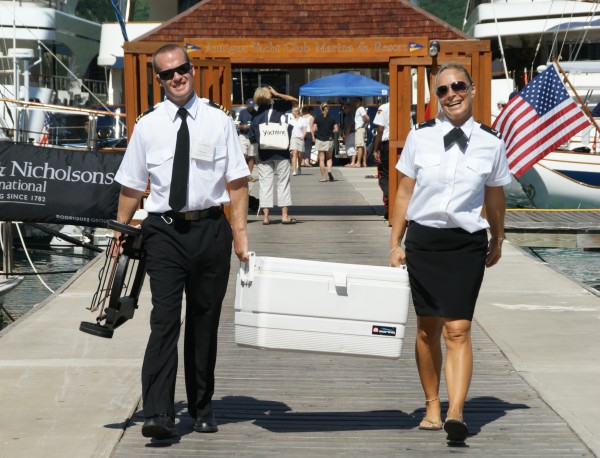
[152,44,190,73]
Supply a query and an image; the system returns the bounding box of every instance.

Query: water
[505,179,600,293]
[0,247,95,329]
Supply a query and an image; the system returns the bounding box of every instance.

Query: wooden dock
[505,209,600,248]
[109,167,595,457]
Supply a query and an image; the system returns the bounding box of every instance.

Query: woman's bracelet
[390,244,402,254]
[491,236,505,242]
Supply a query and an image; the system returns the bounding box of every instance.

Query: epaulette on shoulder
[135,105,155,124]
[480,123,502,139]
[415,119,436,130]
[206,100,231,116]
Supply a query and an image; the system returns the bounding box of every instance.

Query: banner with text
[0,143,123,227]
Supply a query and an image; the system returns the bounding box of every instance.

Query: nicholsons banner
[0,143,123,227]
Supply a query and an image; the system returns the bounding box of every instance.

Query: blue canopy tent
[299,73,389,97]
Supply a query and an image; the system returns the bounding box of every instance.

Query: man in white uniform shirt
[114,44,250,440]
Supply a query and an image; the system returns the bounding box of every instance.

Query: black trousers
[377,141,389,209]
[140,212,232,420]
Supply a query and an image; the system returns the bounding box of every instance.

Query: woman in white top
[389,63,511,443]
[289,106,305,175]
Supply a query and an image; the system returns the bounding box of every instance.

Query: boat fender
[205,99,231,117]
[135,105,156,124]
[480,123,502,139]
[415,119,436,130]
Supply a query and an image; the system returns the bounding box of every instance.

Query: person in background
[353,97,370,167]
[289,106,305,176]
[301,105,315,167]
[237,98,257,180]
[372,101,390,218]
[342,102,356,167]
[249,86,297,225]
[389,62,511,443]
[314,102,339,182]
[113,43,249,440]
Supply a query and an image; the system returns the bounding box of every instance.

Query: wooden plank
[111,169,594,457]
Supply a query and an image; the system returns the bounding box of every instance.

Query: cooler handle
[332,271,348,295]
[239,251,256,286]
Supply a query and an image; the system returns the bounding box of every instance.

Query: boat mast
[12,0,17,100]
[490,0,509,79]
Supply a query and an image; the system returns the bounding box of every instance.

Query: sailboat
[464,0,600,209]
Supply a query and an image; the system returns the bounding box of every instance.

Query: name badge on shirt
[191,143,214,162]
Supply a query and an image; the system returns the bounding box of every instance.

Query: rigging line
[557,0,577,61]
[531,2,555,79]
[572,0,600,61]
[13,222,54,294]
[490,0,509,79]
[461,0,471,32]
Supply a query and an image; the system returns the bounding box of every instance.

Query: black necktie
[444,127,468,150]
[169,108,189,212]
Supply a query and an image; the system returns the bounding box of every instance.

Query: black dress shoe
[141,414,178,439]
[193,412,218,433]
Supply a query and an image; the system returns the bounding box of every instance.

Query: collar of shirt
[441,117,474,149]
[162,93,199,123]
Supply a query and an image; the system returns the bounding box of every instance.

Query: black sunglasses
[157,62,192,80]
[436,81,471,98]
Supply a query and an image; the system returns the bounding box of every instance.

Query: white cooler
[234,253,410,359]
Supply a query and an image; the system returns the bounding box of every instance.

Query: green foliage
[75,0,150,22]
[417,0,467,30]
[133,0,150,21]
[75,0,115,23]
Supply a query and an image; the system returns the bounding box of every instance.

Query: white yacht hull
[516,151,600,209]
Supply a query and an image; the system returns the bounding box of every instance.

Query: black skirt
[405,222,488,320]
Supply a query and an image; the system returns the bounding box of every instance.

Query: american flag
[492,63,590,177]
[39,111,51,146]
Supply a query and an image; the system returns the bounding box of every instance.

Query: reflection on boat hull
[50,226,114,248]
[517,152,600,209]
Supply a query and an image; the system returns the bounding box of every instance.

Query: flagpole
[552,57,600,140]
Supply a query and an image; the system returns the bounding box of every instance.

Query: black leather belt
[151,206,222,221]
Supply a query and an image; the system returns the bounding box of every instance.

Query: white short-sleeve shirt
[354,106,367,130]
[373,103,389,141]
[115,94,249,213]
[396,117,511,233]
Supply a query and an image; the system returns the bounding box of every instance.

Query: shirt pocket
[146,149,172,191]
[192,145,227,173]
[146,149,171,169]
[465,157,492,187]
[414,154,442,187]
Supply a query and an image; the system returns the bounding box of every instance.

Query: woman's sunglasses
[436,81,471,98]
[157,62,192,81]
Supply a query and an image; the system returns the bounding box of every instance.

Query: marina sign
[0,144,122,227]
[185,37,429,62]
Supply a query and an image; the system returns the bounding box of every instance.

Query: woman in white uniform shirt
[389,63,511,442]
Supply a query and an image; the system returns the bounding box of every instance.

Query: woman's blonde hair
[253,87,273,106]
[320,103,329,113]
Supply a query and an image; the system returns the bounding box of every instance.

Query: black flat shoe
[444,418,469,442]
[193,412,218,433]
[141,414,178,439]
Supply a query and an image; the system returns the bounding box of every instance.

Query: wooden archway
[123,39,491,223]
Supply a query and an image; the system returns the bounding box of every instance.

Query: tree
[417,0,467,30]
